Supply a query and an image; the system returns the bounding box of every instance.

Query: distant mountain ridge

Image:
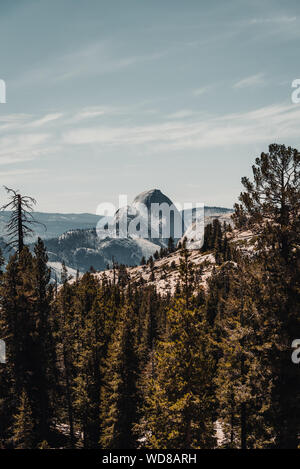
[0,202,232,242]
[44,228,159,273]
[0,211,101,241]
[0,190,233,279]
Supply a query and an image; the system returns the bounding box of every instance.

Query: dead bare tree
[1,186,45,253]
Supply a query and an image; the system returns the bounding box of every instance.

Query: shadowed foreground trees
[233,144,300,448]
[0,242,55,446]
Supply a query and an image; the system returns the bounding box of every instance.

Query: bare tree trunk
[63,346,75,448]
[17,194,24,253]
[241,402,246,449]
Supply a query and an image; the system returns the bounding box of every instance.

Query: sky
[0,0,300,212]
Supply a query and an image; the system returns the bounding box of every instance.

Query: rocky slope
[93,249,216,295]
[89,223,255,296]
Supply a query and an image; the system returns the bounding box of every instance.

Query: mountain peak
[133,188,173,209]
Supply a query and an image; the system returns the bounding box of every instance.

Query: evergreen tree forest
[0,144,299,449]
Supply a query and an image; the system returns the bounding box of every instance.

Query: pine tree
[101,308,139,449]
[72,272,102,448]
[138,288,160,367]
[31,238,55,441]
[56,263,76,447]
[214,261,275,448]
[178,240,194,308]
[12,391,34,449]
[167,237,175,253]
[233,143,300,448]
[140,300,216,449]
[154,250,159,260]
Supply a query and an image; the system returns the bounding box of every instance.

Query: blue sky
[0,0,300,212]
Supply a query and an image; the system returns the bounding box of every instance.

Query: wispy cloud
[61,102,300,152]
[66,106,118,124]
[246,15,300,42]
[167,109,196,119]
[0,114,32,132]
[0,112,63,133]
[0,114,32,122]
[193,86,211,96]
[0,133,51,164]
[28,113,63,128]
[233,73,265,89]
[2,102,300,166]
[14,41,167,87]
[0,168,46,177]
[250,16,297,25]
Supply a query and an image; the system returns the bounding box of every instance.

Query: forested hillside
[0,144,299,449]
